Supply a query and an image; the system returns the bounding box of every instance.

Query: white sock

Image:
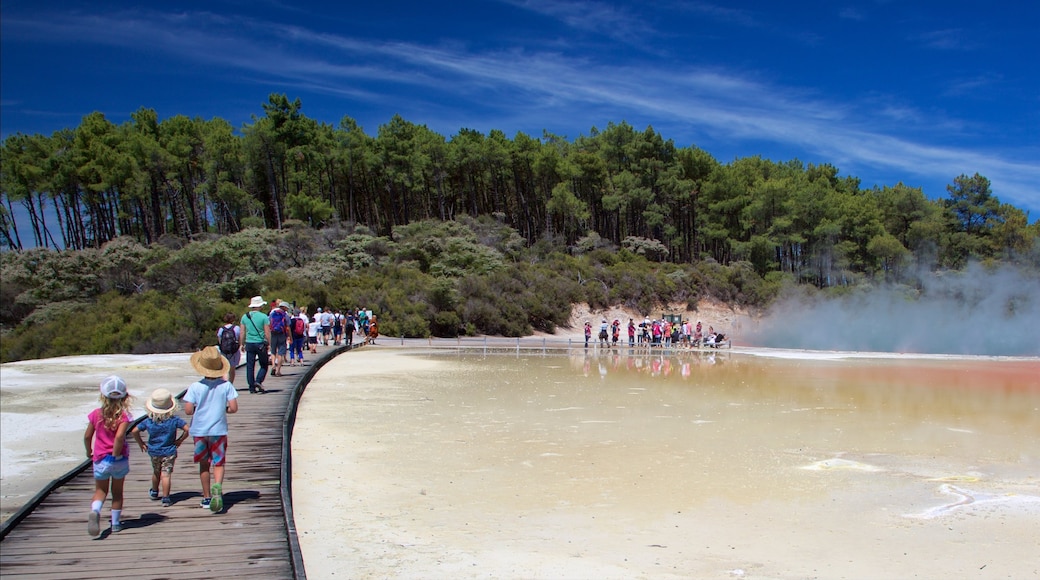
[91,500,103,512]
[111,509,121,524]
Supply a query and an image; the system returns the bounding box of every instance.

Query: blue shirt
[184,378,239,437]
[138,415,188,457]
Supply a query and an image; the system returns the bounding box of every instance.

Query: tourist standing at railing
[84,375,133,536]
[628,318,636,346]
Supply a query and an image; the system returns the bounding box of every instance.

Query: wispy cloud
[838,7,865,21]
[5,9,1038,211]
[913,28,975,50]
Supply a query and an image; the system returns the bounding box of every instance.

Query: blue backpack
[270,309,288,333]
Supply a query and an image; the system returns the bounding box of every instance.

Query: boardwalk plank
[0,343,356,580]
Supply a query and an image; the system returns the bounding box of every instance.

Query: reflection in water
[402,351,1040,508]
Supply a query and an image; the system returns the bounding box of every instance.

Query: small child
[184,346,239,513]
[131,388,189,507]
[84,376,133,537]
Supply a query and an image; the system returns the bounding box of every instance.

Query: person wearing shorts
[184,346,239,513]
[132,388,189,507]
[84,375,133,536]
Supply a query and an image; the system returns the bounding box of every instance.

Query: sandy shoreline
[291,348,1040,579]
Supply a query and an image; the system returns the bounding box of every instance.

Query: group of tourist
[585,317,729,349]
[80,293,385,538]
[215,296,379,395]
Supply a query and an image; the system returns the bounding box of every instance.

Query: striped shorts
[193,435,228,467]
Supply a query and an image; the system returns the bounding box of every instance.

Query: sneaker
[149,489,159,500]
[111,521,123,533]
[87,510,101,537]
[209,483,223,513]
[200,498,211,509]
[161,497,172,507]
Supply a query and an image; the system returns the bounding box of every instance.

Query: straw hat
[145,388,178,416]
[248,295,266,308]
[100,375,127,399]
[190,345,231,379]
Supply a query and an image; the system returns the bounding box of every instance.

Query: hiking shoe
[209,483,223,512]
[161,497,172,507]
[149,488,159,500]
[87,510,101,537]
[200,498,211,509]
[111,521,123,533]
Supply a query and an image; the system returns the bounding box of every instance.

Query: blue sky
[3,1,1039,218]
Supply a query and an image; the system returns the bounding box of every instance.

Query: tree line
[3,93,1038,289]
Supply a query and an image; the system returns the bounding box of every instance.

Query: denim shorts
[93,454,130,480]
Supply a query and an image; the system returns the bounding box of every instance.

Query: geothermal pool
[291,349,1040,579]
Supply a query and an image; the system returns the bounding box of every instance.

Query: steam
[742,263,1040,356]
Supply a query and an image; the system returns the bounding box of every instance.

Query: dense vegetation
[2,94,1038,362]
[0,217,782,362]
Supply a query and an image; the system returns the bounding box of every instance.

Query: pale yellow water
[292,349,1040,579]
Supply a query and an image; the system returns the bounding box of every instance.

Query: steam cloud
[741,263,1040,356]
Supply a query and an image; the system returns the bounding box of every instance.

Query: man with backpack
[344,310,355,347]
[216,312,241,386]
[268,300,290,377]
[289,308,307,365]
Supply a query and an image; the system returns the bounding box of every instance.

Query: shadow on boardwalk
[0,342,359,580]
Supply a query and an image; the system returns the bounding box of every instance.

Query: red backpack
[292,316,306,337]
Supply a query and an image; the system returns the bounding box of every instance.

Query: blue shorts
[93,455,130,480]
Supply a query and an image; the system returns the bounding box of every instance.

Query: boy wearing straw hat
[184,346,239,513]
[132,388,189,507]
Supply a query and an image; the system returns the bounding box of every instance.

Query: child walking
[183,346,239,513]
[131,388,189,507]
[84,376,133,537]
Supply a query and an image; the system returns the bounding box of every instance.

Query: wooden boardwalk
[0,342,358,580]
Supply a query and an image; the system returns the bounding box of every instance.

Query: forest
[2,94,1038,362]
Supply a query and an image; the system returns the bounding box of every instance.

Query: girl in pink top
[84,375,134,537]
